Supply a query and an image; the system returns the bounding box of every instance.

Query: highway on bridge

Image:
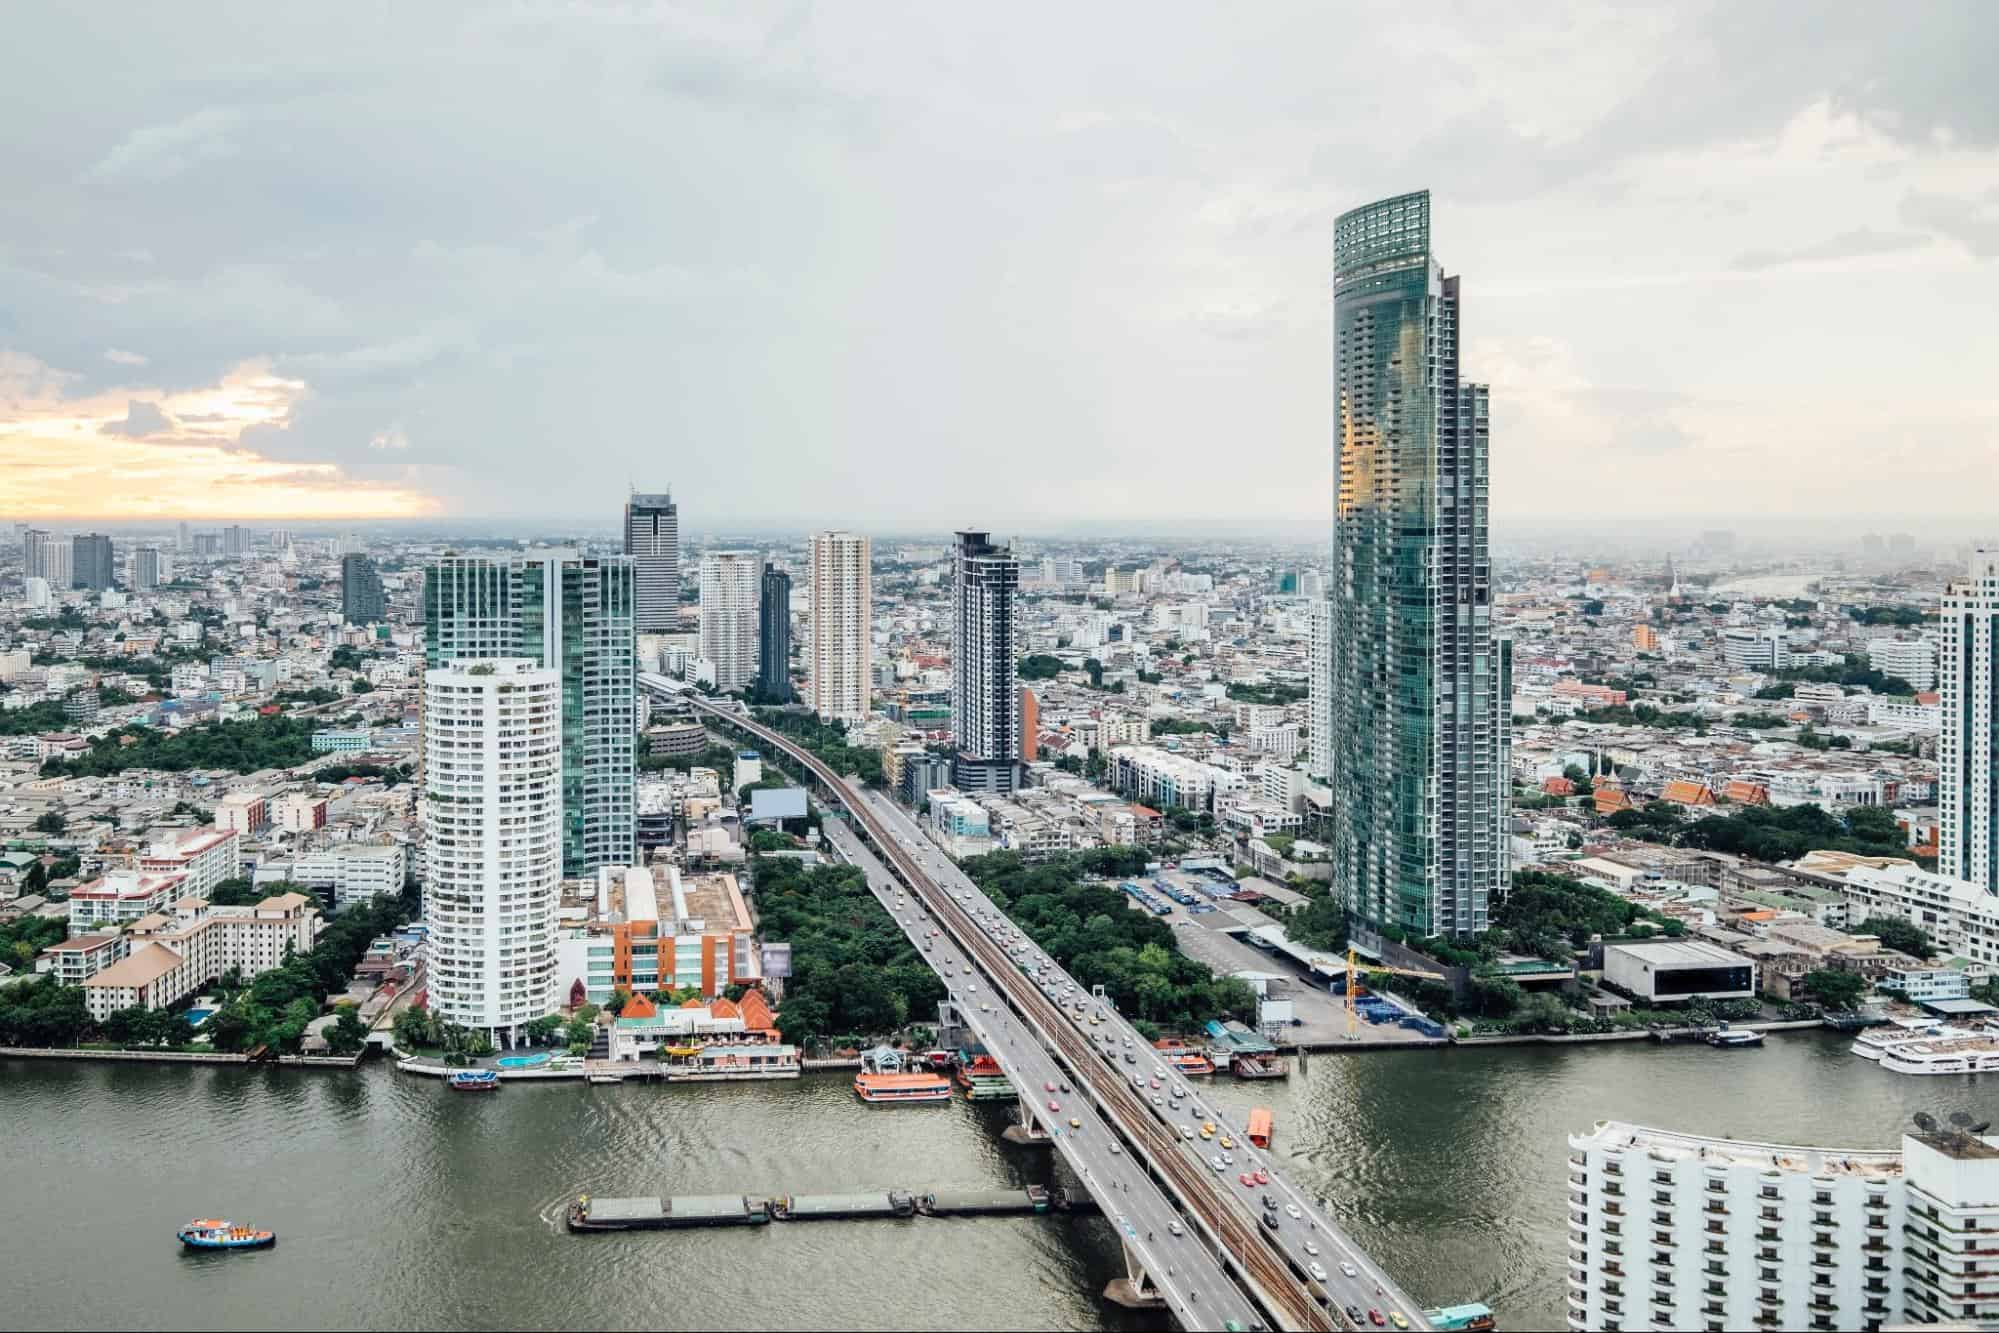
[821,818,1260,1331]
[658,682,1429,1332]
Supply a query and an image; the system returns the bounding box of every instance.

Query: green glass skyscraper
[425,551,635,877]
[1329,191,1510,937]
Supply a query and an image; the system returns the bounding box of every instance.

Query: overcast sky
[2,2,1994,528]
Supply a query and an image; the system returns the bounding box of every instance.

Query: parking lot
[1121,868,1446,1049]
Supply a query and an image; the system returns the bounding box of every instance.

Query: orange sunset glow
[0,352,437,519]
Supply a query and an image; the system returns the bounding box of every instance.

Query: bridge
[649,680,1432,1332]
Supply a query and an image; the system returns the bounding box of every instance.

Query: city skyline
[4,5,1996,526]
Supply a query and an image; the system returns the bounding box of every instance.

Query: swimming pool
[495,1053,550,1069]
[183,1008,216,1027]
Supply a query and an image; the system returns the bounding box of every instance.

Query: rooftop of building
[82,942,185,990]
[1605,938,1752,968]
[1574,1119,1904,1179]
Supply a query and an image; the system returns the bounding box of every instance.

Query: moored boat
[177,1219,276,1251]
[854,1046,953,1103]
[1706,1028,1764,1049]
[448,1069,501,1092]
[1152,1038,1216,1076]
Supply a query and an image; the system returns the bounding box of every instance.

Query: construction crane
[1344,945,1447,1041]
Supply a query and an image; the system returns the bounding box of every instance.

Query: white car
[1303,1241,1319,1257]
[1209,1156,1225,1172]
[1108,1143,1121,1155]
[1180,1126,1195,1140]
[1285,1204,1301,1220]
[1308,1262,1327,1282]
[1168,1220,1183,1236]
[1340,1262,1357,1279]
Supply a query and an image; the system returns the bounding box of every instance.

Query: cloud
[100,398,174,438]
[1901,190,1999,257]
[1730,228,1930,271]
[81,106,244,184]
[103,348,148,366]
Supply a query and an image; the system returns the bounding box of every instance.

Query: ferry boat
[1152,1038,1216,1076]
[854,1047,953,1104]
[1878,1036,1999,1076]
[448,1069,501,1092]
[177,1219,277,1251]
[1246,1107,1273,1149]
[955,1052,1016,1101]
[1851,1018,1959,1061]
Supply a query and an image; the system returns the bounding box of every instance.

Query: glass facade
[425,551,635,877]
[1329,191,1509,937]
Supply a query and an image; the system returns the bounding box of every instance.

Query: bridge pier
[1000,1097,1054,1147]
[1102,1239,1168,1310]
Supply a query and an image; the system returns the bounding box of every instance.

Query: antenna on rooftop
[1913,1111,1938,1132]
[1951,1110,1975,1129]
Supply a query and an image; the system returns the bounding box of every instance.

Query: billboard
[749,786,809,823]
[761,943,793,979]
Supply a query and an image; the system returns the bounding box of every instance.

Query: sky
[2,2,1995,529]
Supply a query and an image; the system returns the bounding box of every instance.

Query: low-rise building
[1602,939,1757,1004]
[78,892,321,1021]
[39,933,128,985]
[552,864,760,1007]
[1844,863,1999,971]
[1883,965,1972,1004]
[68,869,188,932]
[289,843,406,909]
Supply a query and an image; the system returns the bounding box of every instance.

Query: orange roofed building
[1594,783,1633,815]
[1722,779,1770,806]
[555,863,761,1008]
[1658,779,1717,807]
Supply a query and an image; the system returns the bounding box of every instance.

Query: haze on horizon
[2,3,1994,527]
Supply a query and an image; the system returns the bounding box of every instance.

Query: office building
[71,532,114,591]
[289,843,407,910]
[421,659,562,1038]
[223,524,252,556]
[128,545,162,592]
[1566,1117,1999,1332]
[624,489,680,633]
[951,530,1023,793]
[808,531,872,722]
[1939,550,1999,893]
[426,551,635,876]
[555,863,760,1005]
[698,551,761,694]
[1326,190,1509,937]
[342,553,385,625]
[757,564,792,702]
[192,532,221,557]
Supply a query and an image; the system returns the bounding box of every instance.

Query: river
[1,1031,1974,1331]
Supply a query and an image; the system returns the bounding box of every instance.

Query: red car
[1238,1172,1255,1186]
[1047,1099,1060,1112]
[1253,1169,1270,1185]
[1368,1312,1386,1327]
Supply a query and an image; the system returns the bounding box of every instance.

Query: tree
[32,811,67,835]
[1799,969,1867,1011]
[1855,915,1934,960]
[349,678,375,694]
[325,1004,369,1055]
[1019,654,1065,681]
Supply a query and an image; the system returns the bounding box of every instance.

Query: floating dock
[568,1185,1087,1231]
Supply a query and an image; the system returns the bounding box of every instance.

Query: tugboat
[448,1069,501,1091]
[177,1219,277,1251]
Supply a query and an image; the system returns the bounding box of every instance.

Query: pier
[566,1184,1092,1232]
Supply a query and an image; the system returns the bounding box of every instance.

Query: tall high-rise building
[1939,549,1999,893]
[426,552,635,876]
[341,553,385,625]
[22,528,53,582]
[222,525,252,556]
[71,533,114,591]
[421,658,562,1039]
[1307,596,1333,782]
[129,545,161,592]
[192,532,221,557]
[951,530,1022,793]
[176,521,189,552]
[758,564,792,702]
[698,551,761,694]
[808,531,872,722]
[624,490,680,633]
[1327,190,1509,938]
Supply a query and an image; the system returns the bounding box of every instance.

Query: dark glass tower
[758,563,792,702]
[624,490,679,633]
[951,530,1022,794]
[1329,191,1509,937]
[341,554,385,624]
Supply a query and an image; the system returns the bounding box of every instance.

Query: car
[1221,1152,1233,1166]
[979,1003,992,1013]
[1262,1195,1277,1210]
[1285,1204,1301,1220]
[1260,1211,1280,1230]
[1180,1126,1195,1139]
[1388,1315,1408,1330]
[1168,1220,1183,1237]
[1047,1099,1060,1111]
[1124,1052,1136,1064]
[1304,1241,1319,1257]
[1253,1169,1269,1185]
[1368,1312,1385,1328]
[1346,1306,1365,1325]
[1219,1135,1234,1149]
[1154,1063,1167,1078]
[1149,1079,1162,1090]
[1044,1080,1056,1092]
[1172,1085,1186,1099]
[1309,1262,1327,1282]
[1209,1156,1226,1172]
[1340,1262,1357,1279]
[1109,1142,1121,1155]
[1068,1117,1081,1129]
[1058,1082,1070,1093]
[1201,1121,1216,1136]
[1239,1172,1255,1186]
[1151,1094,1164,1107]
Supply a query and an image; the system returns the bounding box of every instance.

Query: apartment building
[553,863,759,1006]
[289,843,407,909]
[68,869,188,932]
[137,827,239,899]
[1567,1118,1999,1332]
[78,892,322,1022]
[1844,863,1999,971]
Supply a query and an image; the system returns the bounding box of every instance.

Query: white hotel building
[1939,549,1999,895]
[1843,862,1999,972]
[1568,1119,1999,1333]
[422,659,562,1039]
